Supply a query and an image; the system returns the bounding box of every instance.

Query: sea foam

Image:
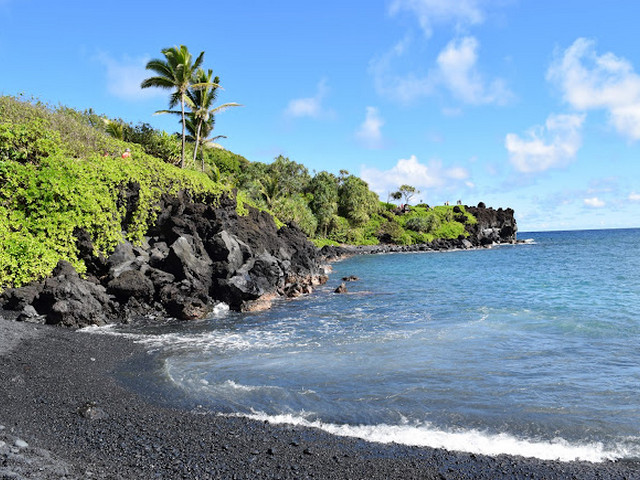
[234,412,635,463]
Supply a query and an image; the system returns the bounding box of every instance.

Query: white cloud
[436,36,511,105]
[547,38,640,140]
[360,154,470,196]
[355,107,385,149]
[369,37,435,104]
[629,192,640,202]
[96,53,164,101]
[584,197,606,208]
[370,36,510,105]
[284,79,331,119]
[389,0,484,37]
[505,113,585,173]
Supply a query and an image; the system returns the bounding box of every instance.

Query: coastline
[1,314,638,479]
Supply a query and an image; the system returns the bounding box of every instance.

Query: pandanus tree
[141,45,217,168]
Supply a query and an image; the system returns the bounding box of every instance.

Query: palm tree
[104,120,125,141]
[141,45,216,168]
[186,69,241,166]
[185,113,227,172]
[159,69,241,172]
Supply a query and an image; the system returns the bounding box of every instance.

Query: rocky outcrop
[1,190,327,328]
[33,261,116,327]
[464,204,518,246]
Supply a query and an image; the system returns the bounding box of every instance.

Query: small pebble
[15,439,28,448]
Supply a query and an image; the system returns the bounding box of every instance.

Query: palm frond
[153,109,182,116]
[143,58,173,75]
[209,102,243,115]
[140,76,174,89]
[193,50,205,71]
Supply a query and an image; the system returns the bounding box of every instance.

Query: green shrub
[377,220,406,244]
[404,214,440,234]
[0,152,225,288]
[208,148,250,177]
[0,120,63,163]
[310,238,340,248]
[271,194,318,237]
[433,221,467,239]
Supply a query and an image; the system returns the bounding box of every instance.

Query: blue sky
[2,0,640,232]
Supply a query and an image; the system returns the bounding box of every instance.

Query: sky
[2,0,640,232]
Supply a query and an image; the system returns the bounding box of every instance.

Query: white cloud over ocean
[360,155,470,196]
[548,38,640,140]
[436,36,511,105]
[584,197,605,208]
[505,113,585,173]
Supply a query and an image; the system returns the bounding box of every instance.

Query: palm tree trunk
[180,98,186,168]
[193,120,203,168]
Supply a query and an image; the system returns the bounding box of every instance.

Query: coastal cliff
[465,203,518,246]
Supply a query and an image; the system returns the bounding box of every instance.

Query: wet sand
[1,315,638,479]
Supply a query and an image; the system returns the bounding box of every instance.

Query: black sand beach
[1,315,639,480]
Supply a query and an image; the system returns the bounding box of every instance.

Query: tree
[141,45,216,168]
[152,68,241,171]
[398,184,420,205]
[338,175,379,226]
[271,194,318,237]
[390,191,402,203]
[308,171,339,236]
[184,69,241,169]
[184,113,226,172]
[268,155,311,197]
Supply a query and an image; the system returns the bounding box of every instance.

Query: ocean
[92,228,640,463]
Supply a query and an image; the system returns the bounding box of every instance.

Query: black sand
[1,315,639,479]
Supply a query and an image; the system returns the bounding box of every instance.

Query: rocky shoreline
[2,316,639,480]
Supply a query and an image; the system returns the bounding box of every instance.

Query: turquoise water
[102,229,640,462]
